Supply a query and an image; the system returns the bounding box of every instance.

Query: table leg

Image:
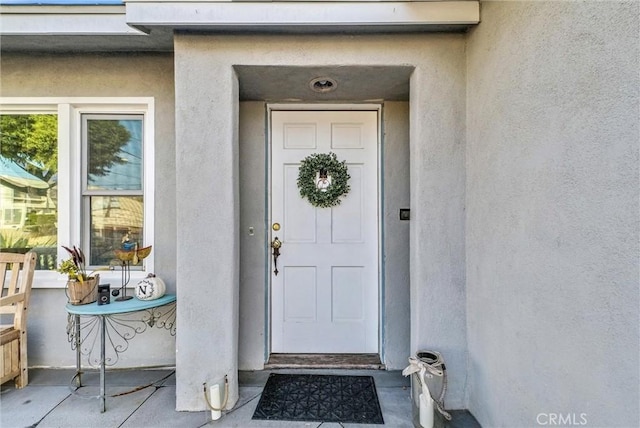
[75,314,82,388]
[100,315,106,413]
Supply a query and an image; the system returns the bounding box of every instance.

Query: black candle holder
[115,260,133,301]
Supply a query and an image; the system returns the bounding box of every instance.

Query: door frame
[265,103,384,360]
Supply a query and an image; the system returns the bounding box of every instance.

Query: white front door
[271,109,379,353]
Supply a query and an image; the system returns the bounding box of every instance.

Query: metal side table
[65,294,176,412]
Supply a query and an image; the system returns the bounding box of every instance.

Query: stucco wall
[409,39,468,409]
[466,2,639,426]
[381,101,411,369]
[0,53,177,367]
[174,33,467,410]
[238,101,268,370]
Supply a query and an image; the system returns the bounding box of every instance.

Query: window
[0,114,58,270]
[0,98,154,286]
[82,115,144,267]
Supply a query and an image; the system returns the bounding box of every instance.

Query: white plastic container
[419,393,434,428]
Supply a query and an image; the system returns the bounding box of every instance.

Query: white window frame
[0,97,155,288]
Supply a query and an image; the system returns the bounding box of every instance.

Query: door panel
[332,164,364,243]
[284,165,316,243]
[271,110,378,353]
[283,267,317,321]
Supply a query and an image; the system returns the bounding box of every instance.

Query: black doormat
[252,373,384,424]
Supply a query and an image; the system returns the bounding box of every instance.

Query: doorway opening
[268,106,382,363]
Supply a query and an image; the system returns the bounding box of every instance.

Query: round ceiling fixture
[309,77,338,93]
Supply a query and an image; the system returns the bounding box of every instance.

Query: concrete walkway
[1,369,481,428]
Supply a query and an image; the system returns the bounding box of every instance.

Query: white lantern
[135,274,166,300]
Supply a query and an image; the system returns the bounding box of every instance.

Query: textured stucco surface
[174,49,241,411]
[466,2,640,427]
[0,53,177,368]
[238,101,269,371]
[174,33,467,410]
[409,40,468,409]
[381,101,411,370]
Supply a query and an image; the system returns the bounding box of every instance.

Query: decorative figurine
[113,232,152,301]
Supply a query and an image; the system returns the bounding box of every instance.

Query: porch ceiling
[235,66,413,102]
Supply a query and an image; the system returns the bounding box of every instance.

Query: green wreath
[297,152,350,208]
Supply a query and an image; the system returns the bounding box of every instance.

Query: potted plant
[57,246,101,305]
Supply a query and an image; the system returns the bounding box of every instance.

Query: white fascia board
[125,1,480,28]
[0,6,145,35]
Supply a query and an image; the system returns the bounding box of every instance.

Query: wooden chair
[0,251,37,388]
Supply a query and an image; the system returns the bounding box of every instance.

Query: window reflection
[0,114,58,270]
[87,119,142,191]
[89,196,143,266]
[83,114,145,267]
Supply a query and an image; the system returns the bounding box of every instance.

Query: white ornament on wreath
[315,170,332,192]
[135,273,166,300]
[297,152,350,208]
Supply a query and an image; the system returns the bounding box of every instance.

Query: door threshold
[265,353,385,370]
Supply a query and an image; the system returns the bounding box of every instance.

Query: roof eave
[0,5,144,35]
[126,1,479,31]
[0,1,480,52]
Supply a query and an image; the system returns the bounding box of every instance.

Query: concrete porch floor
[1,368,481,428]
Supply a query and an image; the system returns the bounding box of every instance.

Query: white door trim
[266,103,383,357]
[269,103,383,112]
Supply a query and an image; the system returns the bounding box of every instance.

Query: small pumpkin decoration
[135,273,166,301]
